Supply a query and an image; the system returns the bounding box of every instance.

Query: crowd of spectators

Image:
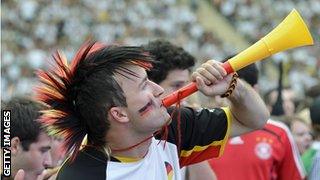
[212,0,320,97]
[2,0,319,102]
[2,0,216,101]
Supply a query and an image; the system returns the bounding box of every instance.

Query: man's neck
[107,129,153,159]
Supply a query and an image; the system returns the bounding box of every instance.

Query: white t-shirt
[107,138,181,180]
[57,107,231,180]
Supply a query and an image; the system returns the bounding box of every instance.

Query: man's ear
[11,137,22,155]
[109,107,129,123]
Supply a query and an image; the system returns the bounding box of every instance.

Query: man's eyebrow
[138,75,148,88]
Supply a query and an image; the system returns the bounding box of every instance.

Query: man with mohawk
[36,41,269,180]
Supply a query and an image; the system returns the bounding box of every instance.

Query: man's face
[12,132,52,180]
[50,137,65,167]
[291,120,312,154]
[158,69,190,105]
[115,65,171,134]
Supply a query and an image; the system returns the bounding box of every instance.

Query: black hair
[36,41,154,160]
[237,63,258,87]
[143,39,195,84]
[310,96,320,124]
[2,97,45,151]
[310,96,320,138]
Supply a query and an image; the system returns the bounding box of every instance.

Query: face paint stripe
[138,101,153,116]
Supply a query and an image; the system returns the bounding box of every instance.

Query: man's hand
[14,169,25,180]
[41,168,59,180]
[191,60,233,97]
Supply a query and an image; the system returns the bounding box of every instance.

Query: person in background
[309,151,320,180]
[287,116,313,155]
[264,87,296,117]
[50,136,66,167]
[209,62,306,180]
[1,97,53,180]
[302,96,320,178]
[144,40,195,105]
[143,39,216,180]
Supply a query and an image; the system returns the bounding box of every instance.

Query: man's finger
[191,72,200,81]
[195,76,204,89]
[36,171,46,180]
[198,67,220,82]
[43,167,60,179]
[14,169,25,180]
[201,63,223,80]
[211,62,227,76]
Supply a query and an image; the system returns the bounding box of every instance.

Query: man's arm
[192,60,269,137]
[227,79,269,136]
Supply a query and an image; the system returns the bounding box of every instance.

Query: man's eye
[40,147,50,153]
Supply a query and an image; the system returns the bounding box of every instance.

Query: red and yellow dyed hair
[36,41,153,160]
[35,41,103,160]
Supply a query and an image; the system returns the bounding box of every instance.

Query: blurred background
[1,0,319,104]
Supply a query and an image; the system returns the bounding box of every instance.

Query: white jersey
[107,138,181,180]
[57,107,231,180]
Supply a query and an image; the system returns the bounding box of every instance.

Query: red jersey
[209,120,305,180]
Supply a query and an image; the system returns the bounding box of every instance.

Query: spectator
[288,116,313,155]
[50,136,66,167]
[309,151,320,180]
[2,0,319,102]
[36,41,268,179]
[1,97,52,180]
[302,96,320,177]
[264,87,296,117]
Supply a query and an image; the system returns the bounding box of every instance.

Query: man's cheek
[138,101,154,117]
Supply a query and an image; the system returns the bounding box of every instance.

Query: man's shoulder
[265,119,290,134]
[167,106,227,121]
[57,148,107,180]
[264,120,298,147]
[240,120,291,142]
[167,106,194,114]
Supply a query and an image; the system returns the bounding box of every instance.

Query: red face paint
[138,101,153,116]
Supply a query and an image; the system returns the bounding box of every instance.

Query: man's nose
[43,152,53,168]
[150,81,164,98]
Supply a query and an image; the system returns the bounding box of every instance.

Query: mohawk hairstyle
[36,41,153,160]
